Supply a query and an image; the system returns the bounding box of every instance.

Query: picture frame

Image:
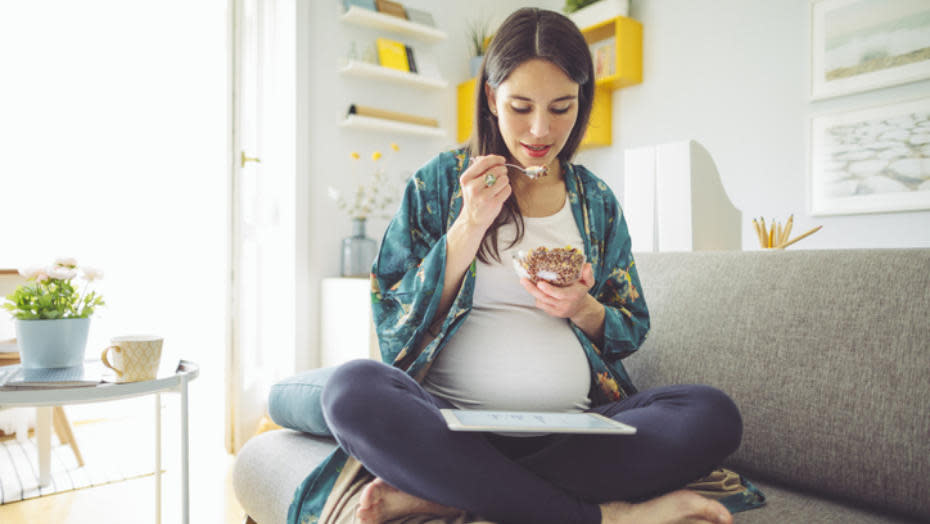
[809,96,930,216]
[810,0,930,100]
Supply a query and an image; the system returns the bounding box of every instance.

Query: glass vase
[341,217,377,278]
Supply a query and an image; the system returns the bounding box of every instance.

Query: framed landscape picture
[810,0,930,99]
[810,96,930,215]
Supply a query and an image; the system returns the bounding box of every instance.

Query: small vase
[341,217,377,278]
[469,55,484,77]
[15,317,91,369]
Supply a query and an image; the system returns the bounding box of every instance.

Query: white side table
[0,360,199,524]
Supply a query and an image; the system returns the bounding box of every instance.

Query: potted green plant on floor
[2,258,105,369]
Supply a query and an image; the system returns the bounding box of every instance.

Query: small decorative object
[513,246,586,286]
[467,17,492,77]
[329,144,403,277]
[810,0,930,100]
[405,7,435,27]
[342,0,376,12]
[2,258,105,368]
[810,96,930,215]
[341,218,378,278]
[752,216,822,249]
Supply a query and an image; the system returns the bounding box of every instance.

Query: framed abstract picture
[810,0,930,99]
[810,96,930,215]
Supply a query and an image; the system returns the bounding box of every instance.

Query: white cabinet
[320,278,380,367]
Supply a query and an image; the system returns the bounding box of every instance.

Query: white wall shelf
[340,6,447,43]
[340,114,446,138]
[340,60,448,89]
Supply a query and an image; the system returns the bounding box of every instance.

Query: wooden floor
[0,398,246,524]
[0,453,246,524]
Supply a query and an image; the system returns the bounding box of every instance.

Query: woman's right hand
[457,155,512,232]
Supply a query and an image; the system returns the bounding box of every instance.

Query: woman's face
[486,58,579,172]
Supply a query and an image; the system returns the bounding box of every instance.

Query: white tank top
[423,197,592,413]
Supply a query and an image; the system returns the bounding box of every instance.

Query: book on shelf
[405,45,418,73]
[376,37,410,72]
[375,0,407,19]
[342,0,376,11]
[405,7,435,27]
[0,360,111,389]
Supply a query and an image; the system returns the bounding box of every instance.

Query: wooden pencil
[752,219,765,247]
[782,215,794,246]
[759,217,769,247]
[778,225,822,249]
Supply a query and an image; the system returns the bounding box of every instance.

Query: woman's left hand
[520,262,597,320]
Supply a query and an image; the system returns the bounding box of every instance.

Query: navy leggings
[321,359,742,524]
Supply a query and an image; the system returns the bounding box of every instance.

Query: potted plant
[466,17,492,77]
[2,258,105,368]
[563,0,629,29]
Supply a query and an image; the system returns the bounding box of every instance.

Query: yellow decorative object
[351,152,360,160]
[581,86,612,148]
[372,151,382,161]
[375,37,410,72]
[457,77,477,143]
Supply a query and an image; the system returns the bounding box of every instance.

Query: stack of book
[376,37,419,74]
[0,361,109,389]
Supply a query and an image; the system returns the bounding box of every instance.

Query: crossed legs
[321,360,742,524]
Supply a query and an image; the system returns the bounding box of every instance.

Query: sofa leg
[243,517,257,524]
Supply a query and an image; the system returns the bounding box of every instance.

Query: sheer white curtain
[228,0,297,453]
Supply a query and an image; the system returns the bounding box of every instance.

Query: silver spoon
[504,164,548,180]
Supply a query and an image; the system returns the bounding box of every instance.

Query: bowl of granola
[512,246,585,287]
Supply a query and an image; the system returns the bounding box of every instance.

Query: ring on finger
[484,173,497,188]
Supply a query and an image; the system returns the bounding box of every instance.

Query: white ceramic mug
[101,335,164,382]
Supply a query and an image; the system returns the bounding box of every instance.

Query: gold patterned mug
[101,335,164,382]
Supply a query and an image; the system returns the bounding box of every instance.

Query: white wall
[577,0,930,250]
[297,0,560,370]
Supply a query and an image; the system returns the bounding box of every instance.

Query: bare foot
[600,490,733,524]
[355,477,463,524]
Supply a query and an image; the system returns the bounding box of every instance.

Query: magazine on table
[0,360,112,389]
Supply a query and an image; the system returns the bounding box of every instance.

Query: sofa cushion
[268,365,336,437]
[734,480,924,523]
[628,249,930,521]
[233,429,338,524]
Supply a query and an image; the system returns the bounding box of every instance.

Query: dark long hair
[468,8,595,264]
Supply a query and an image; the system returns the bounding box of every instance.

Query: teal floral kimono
[287,149,761,523]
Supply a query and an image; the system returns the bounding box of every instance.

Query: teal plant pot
[15,318,91,369]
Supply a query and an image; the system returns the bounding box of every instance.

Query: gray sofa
[234,249,930,523]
